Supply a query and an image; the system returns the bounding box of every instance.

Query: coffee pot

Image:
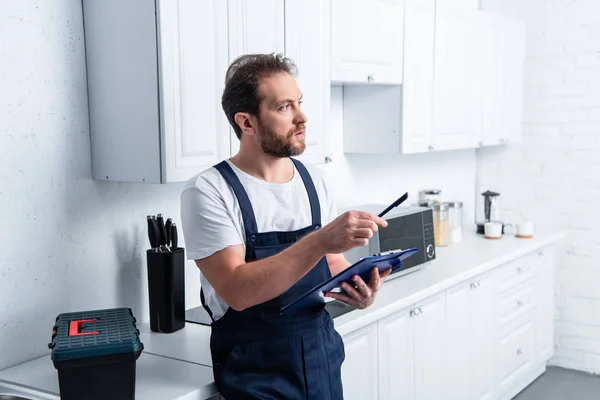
[476,190,503,234]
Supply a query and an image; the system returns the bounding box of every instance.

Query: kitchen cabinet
[285,0,332,165]
[446,272,496,400]
[534,247,555,362]
[227,0,285,156]
[83,0,230,183]
[229,0,331,165]
[331,0,405,84]
[378,308,415,400]
[378,292,446,400]
[480,14,526,146]
[431,9,482,151]
[400,0,436,154]
[341,324,379,400]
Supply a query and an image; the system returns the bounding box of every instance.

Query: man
[180,53,391,400]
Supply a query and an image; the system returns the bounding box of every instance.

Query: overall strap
[214,161,258,260]
[290,158,321,227]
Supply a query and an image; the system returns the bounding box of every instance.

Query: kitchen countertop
[0,229,565,399]
[140,229,566,363]
[0,352,218,400]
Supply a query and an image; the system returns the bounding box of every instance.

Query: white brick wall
[480,0,600,374]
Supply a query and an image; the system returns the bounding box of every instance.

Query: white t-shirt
[180,159,338,320]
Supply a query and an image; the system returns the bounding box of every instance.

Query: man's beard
[256,122,306,158]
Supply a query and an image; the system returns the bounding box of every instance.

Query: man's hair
[221,53,297,139]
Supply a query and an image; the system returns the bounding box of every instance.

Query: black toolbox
[48,307,144,400]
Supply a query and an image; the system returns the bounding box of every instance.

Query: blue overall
[201,158,345,400]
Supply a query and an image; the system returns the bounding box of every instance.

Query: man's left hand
[323,267,391,309]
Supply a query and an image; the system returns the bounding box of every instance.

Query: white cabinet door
[331,0,405,84]
[432,10,482,151]
[157,0,231,182]
[446,273,496,400]
[471,274,496,400]
[414,292,446,400]
[341,324,379,400]
[534,247,556,362]
[285,0,331,165]
[227,0,285,155]
[446,282,473,400]
[481,14,526,147]
[379,308,415,400]
[401,0,436,154]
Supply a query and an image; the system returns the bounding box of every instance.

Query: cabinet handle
[470,282,477,290]
[538,251,544,257]
[428,145,434,151]
[517,300,524,307]
[517,267,524,274]
[367,73,376,82]
[418,306,423,314]
[517,349,523,356]
[476,280,481,288]
[325,154,333,163]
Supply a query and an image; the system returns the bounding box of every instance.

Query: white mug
[484,222,503,239]
[516,221,534,238]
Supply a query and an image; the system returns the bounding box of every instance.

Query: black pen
[378,192,409,218]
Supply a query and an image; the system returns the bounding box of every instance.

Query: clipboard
[280,247,419,314]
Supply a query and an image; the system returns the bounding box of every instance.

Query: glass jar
[418,189,442,206]
[447,201,464,244]
[432,203,449,247]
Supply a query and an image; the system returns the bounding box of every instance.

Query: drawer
[495,257,535,293]
[497,311,536,396]
[498,280,535,327]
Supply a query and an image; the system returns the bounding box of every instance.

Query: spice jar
[432,203,449,247]
[447,201,464,244]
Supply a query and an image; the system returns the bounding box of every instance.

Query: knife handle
[171,223,178,250]
[165,218,173,248]
[157,214,167,247]
[147,216,160,250]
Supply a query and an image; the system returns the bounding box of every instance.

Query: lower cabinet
[340,323,379,400]
[339,245,556,400]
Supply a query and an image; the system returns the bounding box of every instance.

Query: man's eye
[298,101,303,107]
[279,104,290,111]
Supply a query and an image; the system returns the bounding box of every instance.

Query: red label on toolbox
[68,319,99,336]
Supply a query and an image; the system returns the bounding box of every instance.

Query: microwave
[342,205,436,279]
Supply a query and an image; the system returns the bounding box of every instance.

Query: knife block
[146,248,185,333]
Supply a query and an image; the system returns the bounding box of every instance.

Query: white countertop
[0,352,218,400]
[0,229,565,399]
[139,229,566,362]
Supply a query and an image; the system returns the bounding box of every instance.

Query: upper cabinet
[343,1,527,155]
[227,0,285,157]
[85,0,331,183]
[84,0,230,183]
[481,13,527,146]
[431,9,483,151]
[331,0,405,84]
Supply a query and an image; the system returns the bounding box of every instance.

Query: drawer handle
[517,267,524,274]
[517,300,524,307]
[517,349,523,356]
[410,307,423,317]
[470,282,477,290]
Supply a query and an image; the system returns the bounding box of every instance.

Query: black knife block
[146,248,185,333]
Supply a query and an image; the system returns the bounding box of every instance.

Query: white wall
[479,0,600,374]
[0,0,476,370]
[0,0,197,370]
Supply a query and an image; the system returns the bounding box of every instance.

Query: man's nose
[294,106,308,124]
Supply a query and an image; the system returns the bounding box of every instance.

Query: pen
[378,192,409,218]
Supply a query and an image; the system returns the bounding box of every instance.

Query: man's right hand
[316,211,388,254]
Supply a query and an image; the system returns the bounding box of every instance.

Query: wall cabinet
[338,245,556,399]
[331,0,405,84]
[342,3,526,155]
[84,0,330,184]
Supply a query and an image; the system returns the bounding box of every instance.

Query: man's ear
[234,113,256,137]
